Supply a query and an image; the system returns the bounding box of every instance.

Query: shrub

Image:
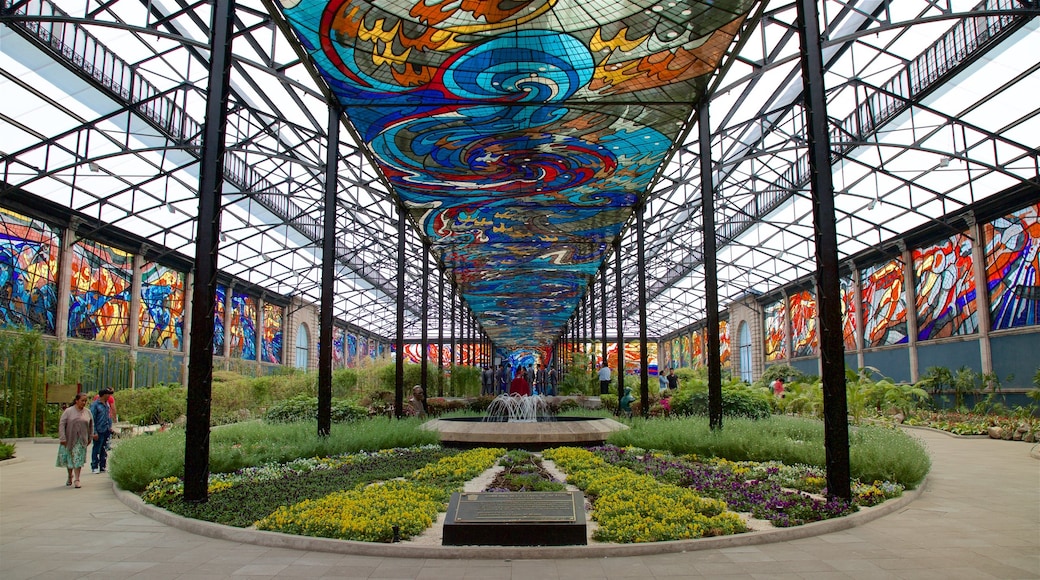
[468,395,495,413]
[671,386,771,419]
[607,415,930,489]
[0,416,12,438]
[0,440,14,460]
[424,397,469,416]
[557,397,581,412]
[599,394,618,414]
[110,418,439,492]
[119,384,187,425]
[332,368,358,397]
[263,395,367,423]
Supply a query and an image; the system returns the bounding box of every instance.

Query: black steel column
[184,0,235,504]
[600,265,608,365]
[635,206,649,416]
[797,0,851,501]
[420,243,429,395]
[394,207,406,418]
[450,284,456,393]
[590,276,597,366]
[437,272,444,397]
[699,102,723,431]
[614,240,625,403]
[317,103,340,437]
[580,295,587,367]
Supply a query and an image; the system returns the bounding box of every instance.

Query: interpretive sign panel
[443,491,587,546]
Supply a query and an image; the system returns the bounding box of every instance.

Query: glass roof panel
[271,0,759,348]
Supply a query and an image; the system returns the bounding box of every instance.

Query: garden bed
[138,444,906,545]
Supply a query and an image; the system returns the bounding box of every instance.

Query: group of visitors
[482,362,557,396]
[56,387,115,488]
[658,368,679,393]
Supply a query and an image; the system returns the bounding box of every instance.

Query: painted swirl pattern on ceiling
[275,0,754,348]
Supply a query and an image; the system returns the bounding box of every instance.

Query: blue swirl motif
[440,30,593,102]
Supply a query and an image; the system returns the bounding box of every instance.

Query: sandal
[66,479,72,487]
[74,480,81,488]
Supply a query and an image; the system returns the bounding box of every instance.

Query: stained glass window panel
[347,333,358,367]
[228,291,257,360]
[913,232,978,340]
[138,262,185,350]
[333,327,345,367]
[862,259,908,347]
[0,209,58,333]
[262,303,283,364]
[68,239,132,344]
[841,276,857,350]
[789,290,819,357]
[719,320,731,368]
[985,202,1040,330]
[214,284,226,355]
[691,330,704,368]
[764,299,786,361]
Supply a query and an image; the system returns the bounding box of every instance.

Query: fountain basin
[421,416,628,449]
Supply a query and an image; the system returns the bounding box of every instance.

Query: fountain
[421,394,628,449]
[483,394,552,423]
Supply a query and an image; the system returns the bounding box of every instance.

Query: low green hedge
[263,395,368,423]
[670,386,772,419]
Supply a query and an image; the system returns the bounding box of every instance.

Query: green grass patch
[607,415,929,488]
[109,418,438,492]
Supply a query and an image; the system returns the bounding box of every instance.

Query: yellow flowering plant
[256,480,446,542]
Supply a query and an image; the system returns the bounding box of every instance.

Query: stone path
[1,428,1037,579]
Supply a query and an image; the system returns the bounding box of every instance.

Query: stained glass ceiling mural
[271,0,757,349]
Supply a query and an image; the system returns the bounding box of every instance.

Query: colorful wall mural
[138,262,184,350]
[262,303,283,364]
[789,289,818,357]
[0,209,58,333]
[764,299,786,362]
[913,232,978,340]
[985,202,1040,330]
[68,239,132,344]
[861,259,908,347]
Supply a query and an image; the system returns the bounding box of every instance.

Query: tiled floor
[1,427,1037,579]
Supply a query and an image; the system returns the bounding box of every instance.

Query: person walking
[90,388,114,474]
[57,392,95,488]
[598,363,611,395]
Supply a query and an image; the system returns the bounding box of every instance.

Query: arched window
[738,321,753,383]
[295,323,309,369]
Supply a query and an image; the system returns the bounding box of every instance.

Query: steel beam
[797,0,852,501]
[184,0,235,504]
[317,103,340,436]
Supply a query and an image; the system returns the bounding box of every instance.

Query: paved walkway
[1,428,1037,579]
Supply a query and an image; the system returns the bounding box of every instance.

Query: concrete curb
[113,478,925,560]
[897,424,989,439]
